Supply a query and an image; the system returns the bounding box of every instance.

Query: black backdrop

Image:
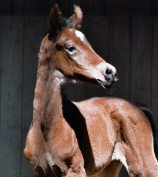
[0,1,158,177]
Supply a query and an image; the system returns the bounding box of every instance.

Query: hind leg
[112,104,158,177]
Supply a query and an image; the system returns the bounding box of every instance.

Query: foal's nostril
[105,68,113,75]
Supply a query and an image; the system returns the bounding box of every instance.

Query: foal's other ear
[68,5,83,29]
[49,4,63,40]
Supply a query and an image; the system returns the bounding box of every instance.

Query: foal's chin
[96,79,116,89]
[69,77,115,90]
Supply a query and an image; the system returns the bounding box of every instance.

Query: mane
[63,17,75,28]
[38,35,53,68]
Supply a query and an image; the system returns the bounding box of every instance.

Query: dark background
[0,0,158,176]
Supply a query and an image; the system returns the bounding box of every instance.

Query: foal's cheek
[52,54,77,76]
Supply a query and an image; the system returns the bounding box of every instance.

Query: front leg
[41,119,87,177]
[64,148,87,177]
[24,122,48,176]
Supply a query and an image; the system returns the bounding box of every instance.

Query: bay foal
[24,5,158,177]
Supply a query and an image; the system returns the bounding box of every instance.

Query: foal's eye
[68,47,76,52]
[65,46,77,54]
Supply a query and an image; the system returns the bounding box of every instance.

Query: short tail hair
[135,102,158,159]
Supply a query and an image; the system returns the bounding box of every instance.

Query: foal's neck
[33,64,65,127]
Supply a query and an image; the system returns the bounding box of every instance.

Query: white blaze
[75,30,85,42]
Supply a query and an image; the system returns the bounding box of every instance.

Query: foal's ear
[49,4,63,40]
[68,5,83,29]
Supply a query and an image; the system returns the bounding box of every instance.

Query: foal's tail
[135,103,158,159]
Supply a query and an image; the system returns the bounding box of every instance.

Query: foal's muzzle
[97,66,118,88]
[105,67,118,83]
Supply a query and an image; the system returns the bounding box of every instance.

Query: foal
[24,5,158,177]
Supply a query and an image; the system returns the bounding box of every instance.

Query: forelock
[62,18,75,28]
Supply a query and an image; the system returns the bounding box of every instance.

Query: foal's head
[39,5,117,88]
